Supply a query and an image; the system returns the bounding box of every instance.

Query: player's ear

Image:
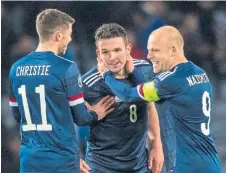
[171,46,176,57]
[55,31,63,41]
[126,43,132,55]
[96,49,100,57]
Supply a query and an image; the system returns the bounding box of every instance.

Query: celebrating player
[8,9,114,173]
[99,26,222,173]
[81,23,164,173]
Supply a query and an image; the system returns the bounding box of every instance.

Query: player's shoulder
[53,54,81,77]
[155,62,199,92]
[82,66,102,88]
[156,67,178,82]
[156,61,196,82]
[54,54,75,68]
[133,58,150,68]
[189,61,206,74]
[9,53,31,76]
[11,53,31,67]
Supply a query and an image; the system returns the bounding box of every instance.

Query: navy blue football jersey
[82,59,153,173]
[103,61,221,173]
[9,51,98,173]
[153,62,221,173]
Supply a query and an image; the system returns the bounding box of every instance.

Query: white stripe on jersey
[85,75,101,85]
[9,101,18,106]
[158,67,178,81]
[88,77,102,87]
[133,59,149,66]
[83,72,100,83]
[158,72,171,79]
[159,73,172,81]
[134,62,150,66]
[56,55,74,63]
[69,97,84,106]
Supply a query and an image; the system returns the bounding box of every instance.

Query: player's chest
[100,85,147,123]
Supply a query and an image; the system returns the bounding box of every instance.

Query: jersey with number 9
[150,62,221,172]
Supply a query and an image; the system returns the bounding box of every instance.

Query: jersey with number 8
[81,60,154,173]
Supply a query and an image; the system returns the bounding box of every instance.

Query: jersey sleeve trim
[67,93,84,106]
[9,97,18,107]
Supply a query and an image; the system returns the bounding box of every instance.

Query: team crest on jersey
[78,75,83,88]
[115,96,122,103]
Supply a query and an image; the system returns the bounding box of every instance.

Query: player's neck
[36,42,58,55]
[112,68,128,79]
[169,55,188,70]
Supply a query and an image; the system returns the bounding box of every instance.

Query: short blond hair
[36,9,75,42]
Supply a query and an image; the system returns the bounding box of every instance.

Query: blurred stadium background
[1,1,226,173]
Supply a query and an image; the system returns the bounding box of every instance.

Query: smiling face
[147,26,186,73]
[147,31,174,73]
[96,37,131,74]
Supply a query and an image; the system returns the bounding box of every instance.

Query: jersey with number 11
[8,51,84,173]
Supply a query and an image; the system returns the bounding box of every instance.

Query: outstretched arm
[103,72,160,103]
[103,71,142,102]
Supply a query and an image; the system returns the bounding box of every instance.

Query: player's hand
[80,159,91,173]
[85,95,115,120]
[97,57,109,77]
[125,55,134,73]
[148,140,164,173]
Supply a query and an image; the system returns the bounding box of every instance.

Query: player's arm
[128,65,152,84]
[147,103,161,147]
[126,56,154,84]
[8,68,21,123]
[9,85,21,123]
[147,102,164,172]
[64,64,114,126]
[103,71,160,103]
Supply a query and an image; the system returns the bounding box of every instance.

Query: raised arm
[103,71,160,103]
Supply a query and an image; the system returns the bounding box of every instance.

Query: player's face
[147,35,171,73]
[57,24,72,55]
[96,37,130,74]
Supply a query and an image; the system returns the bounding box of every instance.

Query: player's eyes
[102,51,108,54]
[148,49,158,55]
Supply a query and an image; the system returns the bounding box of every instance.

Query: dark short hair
[95,23,128,46]
[36,9,75,42]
